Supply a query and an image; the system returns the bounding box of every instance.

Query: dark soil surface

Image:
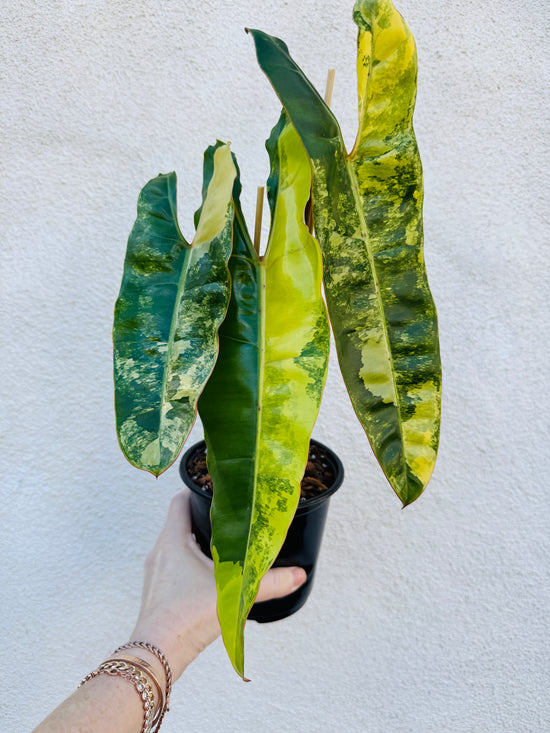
[186,442,335,503]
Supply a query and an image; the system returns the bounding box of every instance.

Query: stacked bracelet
[80,659,156,733]
[114,641,173,729]
[115,654,166,713]
[80,641,173,733]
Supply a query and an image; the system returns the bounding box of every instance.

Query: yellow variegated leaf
[198,116,329,678]
[248,0,441,506]
[113,145,236,476]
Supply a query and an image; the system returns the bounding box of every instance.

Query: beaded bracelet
[113,654,166,716]
[80,659,156,733]
[114,641,173,730]
[80,641,172,733]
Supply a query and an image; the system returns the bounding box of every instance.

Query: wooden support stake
[324,68,336,106]
[307,69,336,233]
[254,186,265,255]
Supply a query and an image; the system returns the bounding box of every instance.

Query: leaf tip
[399,484,425,508]
[148,466,164,479]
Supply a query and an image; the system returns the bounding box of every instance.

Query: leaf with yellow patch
[113,144,236,476]
[198,116,329,678]
[248,0,441,505]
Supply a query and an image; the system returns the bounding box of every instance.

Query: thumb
[256,566,307,603]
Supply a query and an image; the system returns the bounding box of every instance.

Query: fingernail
[291,567,307,589]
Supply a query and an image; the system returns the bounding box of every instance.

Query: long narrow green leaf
[113,144,236,476]
[248,0,441,506]
[198,115,329,678]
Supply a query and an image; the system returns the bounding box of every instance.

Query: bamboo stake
[324,68,336,107]
[307,68,336,233]
[253,186,265,255]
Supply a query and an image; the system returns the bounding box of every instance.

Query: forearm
[33,644,172,733]
[32,493,306,732]
[33,673,145,733]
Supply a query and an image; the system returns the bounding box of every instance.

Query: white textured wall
[1,1,548,731]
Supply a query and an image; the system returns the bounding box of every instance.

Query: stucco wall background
[1,1,548,731]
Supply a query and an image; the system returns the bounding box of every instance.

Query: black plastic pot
[179,438,344,623]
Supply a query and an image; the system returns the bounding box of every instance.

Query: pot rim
[179,437,344,511]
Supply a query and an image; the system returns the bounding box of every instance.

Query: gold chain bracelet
[80,659,156,733]
[114,641,173,730]
[106,655,165,726]
[80,642,172,733]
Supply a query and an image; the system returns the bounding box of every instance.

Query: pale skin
[33,491,307,733]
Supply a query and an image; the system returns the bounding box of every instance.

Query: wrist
[130,606,220,681]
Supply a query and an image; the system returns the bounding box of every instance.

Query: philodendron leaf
[248,0,442,506]
[113,144,236,476]
[198,116,329,678]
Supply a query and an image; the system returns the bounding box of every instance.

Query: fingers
[161,491,192,540]
[185,532,215,570]
[256,566,307,603]
[161,492,214,571]
[159,494,307,601]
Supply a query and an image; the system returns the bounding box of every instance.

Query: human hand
[129,491,306,681]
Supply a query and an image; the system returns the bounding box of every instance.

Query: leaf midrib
[343,155,407,490]
[348,19,408,494]
[157,240,193,454]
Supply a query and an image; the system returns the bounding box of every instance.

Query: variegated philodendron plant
[113,0,441,679]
